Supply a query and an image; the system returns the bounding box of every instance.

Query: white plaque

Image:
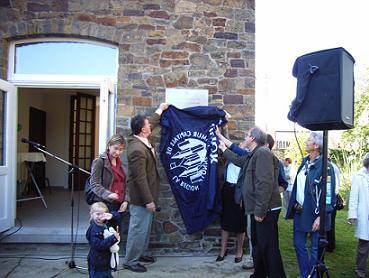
[165,88,208,109]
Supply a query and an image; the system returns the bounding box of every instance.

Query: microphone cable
[0,218,23,242]
[294,122,304,161]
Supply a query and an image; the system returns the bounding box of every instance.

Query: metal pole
[317,130,329,277]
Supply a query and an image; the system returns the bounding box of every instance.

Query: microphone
[155,207,161,212]
[21,138,46,148]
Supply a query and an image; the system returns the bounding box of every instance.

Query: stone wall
[0,0,255,254]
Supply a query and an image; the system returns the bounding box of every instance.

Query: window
[14,41,118,76]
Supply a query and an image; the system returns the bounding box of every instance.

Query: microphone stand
[308,130,330,278]
[22,140,90,270]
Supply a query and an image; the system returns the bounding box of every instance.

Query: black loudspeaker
[288,47,355,130]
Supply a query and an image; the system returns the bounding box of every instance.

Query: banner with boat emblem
[159,105,227,233]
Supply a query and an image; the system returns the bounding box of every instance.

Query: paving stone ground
[0,244,252,278]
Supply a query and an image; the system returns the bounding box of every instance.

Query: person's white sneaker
[242,255,254,270]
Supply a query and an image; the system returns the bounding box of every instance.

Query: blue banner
[160,105,227,234]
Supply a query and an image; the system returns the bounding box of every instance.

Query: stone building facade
[0,0,255,253]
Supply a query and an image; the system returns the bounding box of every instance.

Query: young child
[86,202,120,278]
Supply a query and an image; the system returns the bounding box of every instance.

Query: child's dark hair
[266,133,275,150]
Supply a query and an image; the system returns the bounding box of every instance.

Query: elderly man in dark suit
[219,126,286,278]
[123,103,168,273]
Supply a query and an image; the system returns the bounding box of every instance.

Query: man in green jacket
[123,103,168,273]
[218,126,285,278]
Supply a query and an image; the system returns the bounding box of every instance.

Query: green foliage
[341,89,369,155]
[330,69,369,201]
[284,131,309,165]
[329,148,364,201]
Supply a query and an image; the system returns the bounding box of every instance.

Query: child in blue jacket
[86,202,120,278]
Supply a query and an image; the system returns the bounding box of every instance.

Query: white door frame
[99,78,116,153]
[0,79,17,232]
[5,38,118,230]
[4,78,116,231]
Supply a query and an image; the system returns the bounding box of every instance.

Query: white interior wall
[17,91,45,153]
[44,92,70,188]
[17,90,47,183]
[17,89,70,187]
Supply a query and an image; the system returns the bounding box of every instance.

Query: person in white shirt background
[282,158,295,213]
[348,152,369,278]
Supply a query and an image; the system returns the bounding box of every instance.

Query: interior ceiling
[18,88,100,96]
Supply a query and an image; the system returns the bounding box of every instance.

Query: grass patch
[279,208,358,277]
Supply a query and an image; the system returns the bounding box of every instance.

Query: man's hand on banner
[216,127,233,148]
[159,103,169,111]
[218,141,227,152]
[156,103,169,115]
[224,110,231,120]
[215,126,221,136]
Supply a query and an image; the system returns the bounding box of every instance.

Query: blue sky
[16,41,118,76]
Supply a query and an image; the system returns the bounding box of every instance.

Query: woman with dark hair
[90,134,129,214]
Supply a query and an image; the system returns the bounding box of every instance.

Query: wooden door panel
[69,94,96,190]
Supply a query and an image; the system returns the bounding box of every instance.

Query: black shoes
[216,250,228,262]
[123,263,147,273]
[139,255,156,263]
[235,255,243,263]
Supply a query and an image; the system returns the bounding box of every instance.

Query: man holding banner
[218,126,286,278]
[123,103,168,273]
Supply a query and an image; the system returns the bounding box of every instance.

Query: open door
[99,78,116,153]
[0,79,17,232]
[69,93,96,190]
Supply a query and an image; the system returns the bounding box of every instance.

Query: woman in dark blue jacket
[286,131,336,278]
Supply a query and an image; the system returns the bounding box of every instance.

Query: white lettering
[170,131,192,147]
[208,124,218,164]
[172,175,180,183]
[179,181,199,191]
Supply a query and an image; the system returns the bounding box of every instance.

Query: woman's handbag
[84,178,102,205]
[335,193,344,210]
[84,158,104,205]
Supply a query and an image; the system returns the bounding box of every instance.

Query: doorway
[13,87,100,243]
[2,38,118,239]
